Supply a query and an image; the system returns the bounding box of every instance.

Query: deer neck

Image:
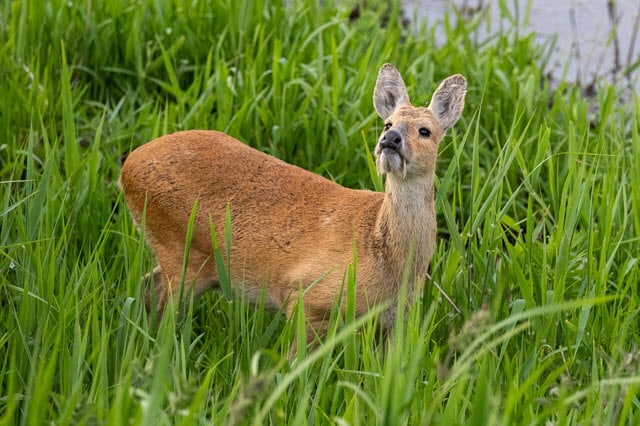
[375,174,436,281]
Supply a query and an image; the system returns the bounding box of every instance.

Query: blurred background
[404,0,640,95]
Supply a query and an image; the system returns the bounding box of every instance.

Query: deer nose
[379,129,403,151]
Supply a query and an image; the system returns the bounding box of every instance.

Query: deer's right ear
[373,64,411,120]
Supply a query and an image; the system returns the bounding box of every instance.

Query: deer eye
[418,127,431,138]
[384,122,392,131]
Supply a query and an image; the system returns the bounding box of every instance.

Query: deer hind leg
[146,245,218,320]
[144,265,165,313]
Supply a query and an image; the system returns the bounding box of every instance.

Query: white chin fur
[377,151,406,177]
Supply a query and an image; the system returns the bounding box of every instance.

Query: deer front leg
[285,296,331,359]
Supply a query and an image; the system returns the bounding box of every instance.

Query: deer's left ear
[428,74,467,130]
[373,64,411,120]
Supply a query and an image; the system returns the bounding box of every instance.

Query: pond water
[403,0,640,95]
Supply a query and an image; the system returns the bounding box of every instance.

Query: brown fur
[119,64,466,348]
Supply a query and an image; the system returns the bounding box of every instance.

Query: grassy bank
[1,0,639,424]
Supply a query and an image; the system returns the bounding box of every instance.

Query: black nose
[380,129,402,150]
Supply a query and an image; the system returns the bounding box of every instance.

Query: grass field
[1,0,639,424]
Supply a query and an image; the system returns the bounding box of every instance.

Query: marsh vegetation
[1,0,639,424]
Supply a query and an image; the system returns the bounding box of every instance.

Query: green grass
[1,0,639,424]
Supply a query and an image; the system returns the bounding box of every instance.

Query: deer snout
[379,129,403,152]
[375,129,407,176]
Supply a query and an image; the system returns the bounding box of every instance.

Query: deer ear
[428,74,467,130]
[373,64,411,120]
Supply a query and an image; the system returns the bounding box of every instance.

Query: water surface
[404,0,640,94]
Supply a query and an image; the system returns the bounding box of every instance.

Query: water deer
[120,63,466,348]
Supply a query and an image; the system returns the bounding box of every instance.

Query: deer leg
[144,265,164,314]
[149,247,217,320]
[285,297,330,359]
